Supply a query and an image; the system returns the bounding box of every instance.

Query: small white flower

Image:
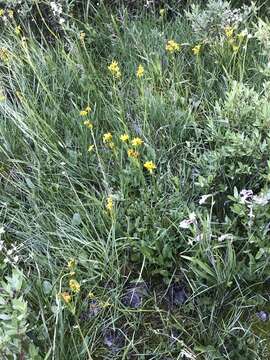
[240,189,253,203]
[218,234,233,242]
[0,226,5,234]
[199,194,212,205]
[179,219,193,229]
[180,349,196,359]
[253,195,269,206]
[179,213,196,229]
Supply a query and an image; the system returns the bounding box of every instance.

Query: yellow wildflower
[143,161,156,174]
[100,300,111,308]
[224,26,234,38]
[83,120,93,129]
[108,60,121,78]
[0,48,9,63]
[106,195,114,213]
[237,30,247,41]
[136,64,144,78]
[160,8,165,16]
[103,132,113,143]
[60,292,72,303]
[109,142,115,150]
[120,134,129,142]
[0,9,4,16]
[232,44,239,52]
[88,291,95,299]
[67,258,76,269]
[7,9,14,18]
[192,44,202,56]
[131,137,143,147]
[166,40,180,53]
[79,31,86,42]
[69,279,80,293]
[15,25,21,35]
[80,106,91,116]
[88,144,94,152]
[128,149,139,158]
[0,92,5,102]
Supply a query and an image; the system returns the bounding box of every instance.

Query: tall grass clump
[1,0,270,359]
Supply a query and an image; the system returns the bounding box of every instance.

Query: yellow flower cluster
[224,26,234,39]
[60,291,71,303]
[166,40,180,53]
[131,137,143,147]
[143,161,156,174]
[160,8,165,17]
[80,106,91,116]
[100,132,156,173]
[84,120,93,129]
[69,279,80,293]
[224,26,243,53]
[0,8,13,18]
[106,195,114,213]
[79,31,86,43]
[108,60,121,78]
[103,132,113,143]
[88,144,94,152]
[0,48,9,63]
[15,25,21,35]
[128,149,140,158]
[136,64,144,78]
[192,44,202,56]
[120,134,129,142]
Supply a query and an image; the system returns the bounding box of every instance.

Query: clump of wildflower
[83,120,93,129]
[108,60,121,78]
[143,161,156,174]
[0,9,4,16]
[166,40,180,53]
[15,25,21,35]
[69,279,80,293]
[128,149,139,158]
[7,9,14,18]
[120,134,129,142]
[232,44,239,52]
[88,145,94,152]
[224,26,234,39]
[160,8,165,17]
[192,44,202,56]
[80,106,91,116]
[60,292,72,303]
[67,258,76,270]
[79,31,86,43]
[0,90,5,102]
[103,132,113,143]
[237,29,248,41]
[108,142,115,150]
[136,64,144,78]
[106,195,114,213]
[131,137,143,147]
[88,291,95,299]
[0,48,9,63]
[100,300,111,308]
[179,213,197,229]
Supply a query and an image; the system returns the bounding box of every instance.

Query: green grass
[1,2,270,359]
